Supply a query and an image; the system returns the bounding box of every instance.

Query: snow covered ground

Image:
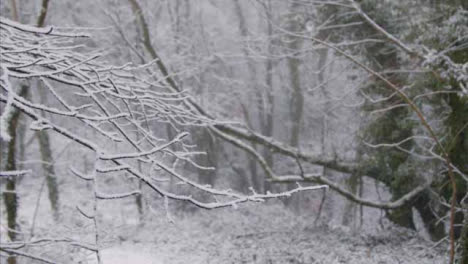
[81,203,447,264]
[88,245,162,264]
[2,174,448,264]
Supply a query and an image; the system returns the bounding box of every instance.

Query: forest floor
[2,176,449,264]
[91,202,447,264]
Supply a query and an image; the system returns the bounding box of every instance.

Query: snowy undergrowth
[91,203,447,264]
[4,172,448,264]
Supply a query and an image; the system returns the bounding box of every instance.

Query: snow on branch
[0,16,89,37]
[0,170,32,177]
[0,17,327,213]
[349,0,467,98]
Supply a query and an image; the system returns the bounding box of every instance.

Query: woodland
[0,0,467,263]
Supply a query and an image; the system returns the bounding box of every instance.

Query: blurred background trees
[1,0,466,262]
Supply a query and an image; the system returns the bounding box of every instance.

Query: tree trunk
[37,131,59,220]
[262,1,275,192]
[412,191,445,241]
[233,0,265,193]
[342,173,360,226]
[285,2,304,210]
[2,85,27,264]
[35,80,60,220]
[287,2,304,148]
[460,201,468,263]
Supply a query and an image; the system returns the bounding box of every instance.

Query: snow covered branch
[0,17,326,212]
